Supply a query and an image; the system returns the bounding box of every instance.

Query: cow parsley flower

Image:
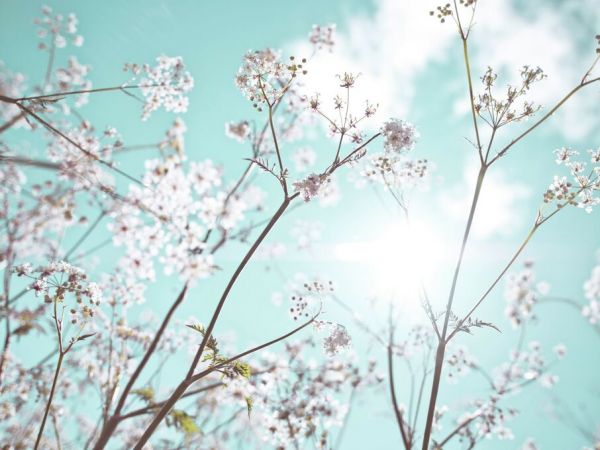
[381,119,418,153]
[293,173,329,202]
[554,147,578,165]
[309,24,336,52]
[125,55,194,120]
[225,120,251,142]
[321,323,352,356]
[35,6,84,51]
[235,49,306,107]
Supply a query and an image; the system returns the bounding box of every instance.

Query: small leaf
[245,396,254,418]
[169,409,200,436]
[186,323,219,354]
[132,387,155,403]
[186,323,205,334]
[77,333,96,342]
[233,361,252,379]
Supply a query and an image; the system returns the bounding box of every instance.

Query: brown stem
[447,225,537,342]
[0,155,61,170]
[436,414,479,448]
[461,37,484,163]
[421,164,487,450]
[0,112,25,134]
[267,103,288,196]
[15,84,154,103]
[34,351,64,450]
[489,76,600,165]
[133,194,297,448]
[0,230,14,387]
[92,284,189,449]
[16,102,145,188]
[388,329,412,449]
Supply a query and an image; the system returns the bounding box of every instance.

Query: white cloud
[465,0,600,140]
[438,158,531,239]
[289,0,454,121]
[288,0,599,140]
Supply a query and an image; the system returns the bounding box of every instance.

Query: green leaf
[169,409,200,436]
[245,396,254,418]
[233,361,252,379]
[185,323,219,354]
[132,387,155,403]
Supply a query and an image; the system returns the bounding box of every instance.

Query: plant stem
[420,164,486,450]
[133,194,296,448]
[388,329,411,449]
[461,37,483,163]
[93,284,189,449]
[34,351,64,450]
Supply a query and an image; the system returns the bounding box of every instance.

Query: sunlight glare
[334,220,447,310]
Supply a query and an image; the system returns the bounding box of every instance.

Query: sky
[1,0,600,448]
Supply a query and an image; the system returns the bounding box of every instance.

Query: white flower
[554,147,578,164]
[553,343,567,359]
[321,323,351,356]
[125,55,194,120]
[225,120,251,142]
[309,24,336,52]
[381,118,418,153]
[293,173,329,202]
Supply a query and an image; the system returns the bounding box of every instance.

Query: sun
[334,219,448,311]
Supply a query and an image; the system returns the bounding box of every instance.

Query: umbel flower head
[381,118,418,153]
[235,48,307,109]
[124,55,194,120]
[15,260,101,325]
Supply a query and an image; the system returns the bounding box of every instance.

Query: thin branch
[489,76,600,165]
[388,328,412,449]
[93,284,189,449]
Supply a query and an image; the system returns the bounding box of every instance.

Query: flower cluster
[250,340,380,449]
[493,341,562,394]
[307,82,378,142]
[47,119,121,189]
[53,56,92,108]
[504,261,549,327]
[109,125,266,286]
[287,278,332,321]
[293,172,330,202]
[475,66,545,128]
[455,396,518,444]
[543,147,600,213]
[124,55,194,120]
[235,49,306,108]
[34,5,84,50]
[15,261,101,325]
[381,119,418,153]
[225,120,251,142]
[309,24,336,52]
[319,322,352,356]
[360,154,428,190]
[0,61,26,122]
[445,345,476,383]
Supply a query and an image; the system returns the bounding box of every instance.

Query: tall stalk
[132,194,296,449]
[34,352,64,449]
[420,164,486,450]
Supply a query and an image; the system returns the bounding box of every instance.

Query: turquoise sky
[1,0,599,448]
